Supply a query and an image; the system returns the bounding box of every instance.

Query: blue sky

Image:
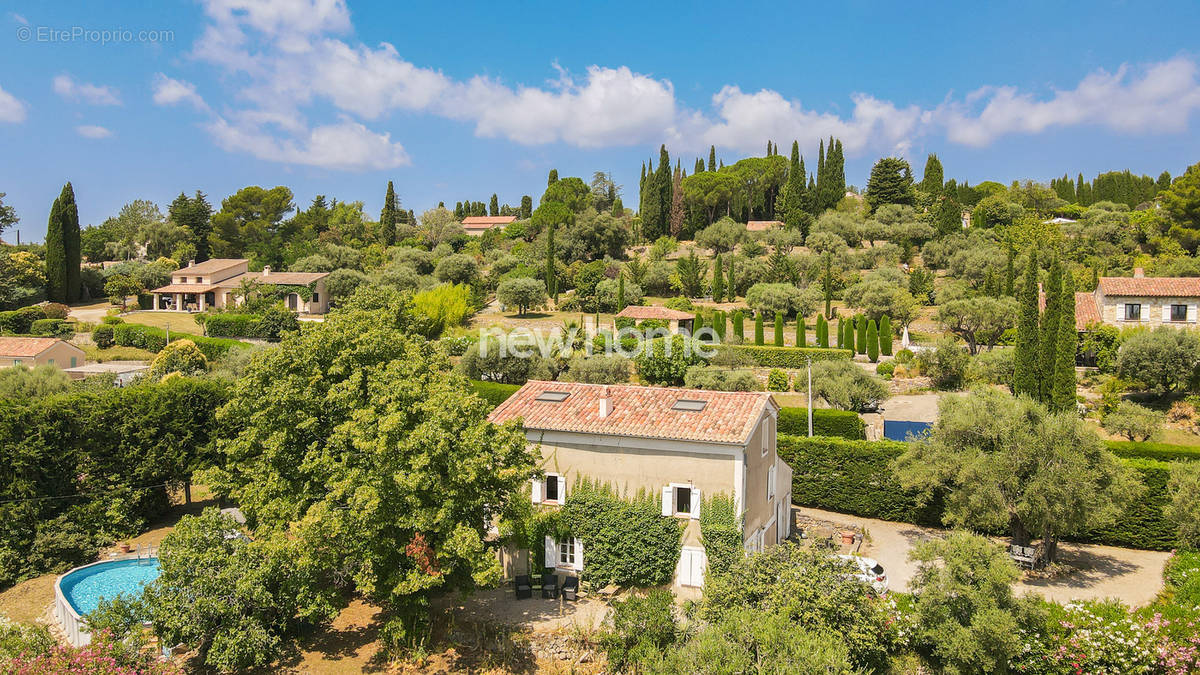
[2,0,1199,241]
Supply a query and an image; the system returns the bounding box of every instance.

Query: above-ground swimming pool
[55,557,160,646]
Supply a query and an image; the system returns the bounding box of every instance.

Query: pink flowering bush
[5,630,177,675]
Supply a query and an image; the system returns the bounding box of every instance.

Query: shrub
[876,361,895,379]
[745,283,802,318]
[965,347,1014,389]
[456,336,550,385]
[600,589,678,673]
[148,339,209,379]
[1107,441,1200,463]
[565,355,631,384]
[1117,326,1200,394]
[41,303,69,319]
[91,324,114,349]
[468,379,520,408]
[683,366,761,391]
[562,480,683,587]
[766,368,789,391]
[810,359,888,412]
[0,306,46,333]
[729,345,852,368]
[914,337,969,390]
[635,335,708,385]
[29,318,70,337]
[893,348,914,364]
[1166,462,1200,548]
[112,323,246,360]
[1103,400,1164,441]
[197,312,258,338]
[101,315,124,325]
[777,407,865,440]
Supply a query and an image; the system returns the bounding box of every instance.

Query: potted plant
[119,542,132,553]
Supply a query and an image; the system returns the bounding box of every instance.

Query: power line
[0,482,174,506]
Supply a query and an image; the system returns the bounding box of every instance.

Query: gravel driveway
[797,506,1170,606]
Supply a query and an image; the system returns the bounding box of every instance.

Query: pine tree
[545,221,558,301]
[755,313,765,346]
[774,314,784,346]
[855,314,867,355]
[170,191,213,262]
[378,181,398,246]
[867,320,879,363]
[44,188,66,302]
[920,154,944,195]
[489,193,499,216]
[1039,257,1063,403]
[733,310,745,342]
[879,316,893,355]
[708,146,716,172]
[712,254,725,302]
[616,273,626,312]
[797,317,807,347]
[1052,271,1078,411]
[1013,251,1041,398]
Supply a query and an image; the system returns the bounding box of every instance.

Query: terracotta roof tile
[1075,292,1101,330]
[150,283,219,294]
[614,306,695,321]
[487,381,775,445]
[0,337,69,357]
[176,258,247,275]
[462,216,517,229]
[1098,276,1200,297]
[746,220,783,231]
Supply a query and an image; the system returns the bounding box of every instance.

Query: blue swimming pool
[59,558,160,616]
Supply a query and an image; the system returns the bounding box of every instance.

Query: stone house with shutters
[1075,269,1200,329]
[487,381,793,589]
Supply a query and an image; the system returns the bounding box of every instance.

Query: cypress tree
[855,315,867,355]
[61,183,80,303]
[379,180,398,246]
[44,188,66,302]
[548,169,558,186]
[920,154,944,195]
[1004,243,1015,296]
[727,257,736,300]
[755,313,765,345]
[822,253,833,318]
[797,317,807,347]
[616,273,626,312]
[774,314,784,346]
[545,221,557,301]
[611,197,623,217]
[1039,257,1063,403]
[712,254,725,302]
[714,310,726,341]
[489,193,499,216]
[816,315,827,348]
[520,195,533,219]
[835,318,843,349]
[694,312,704,338]
[816,139,826,206]
[1013,251,1041,398]
[654,145,672,239]
[1052,271,1078,412]
[879,316,893,355]
[867,320,879,363]
[733,310,745,342]
[641,158,662,239]
[708,146,716,172]
[454,202,464,219]
[844,320,855,353]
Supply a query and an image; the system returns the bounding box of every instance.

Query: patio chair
[514,575,532,600]
[540,571,559,599]
[561,575,579,601]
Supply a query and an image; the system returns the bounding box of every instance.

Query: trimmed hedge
[198,313,258,338]
[777,407,865,440]
[1107,441,1200,463]
[0,306,46,334]
[777,434,1179,551]
[112,323,247,360]
[470,380,520,408]
[30,318,72,337]
[730,345,852,368]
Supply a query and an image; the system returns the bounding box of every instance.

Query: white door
[677,546,707,588]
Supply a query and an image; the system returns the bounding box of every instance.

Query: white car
[836,554,888,594]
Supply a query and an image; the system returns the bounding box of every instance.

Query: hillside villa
[1075,268,1200,329]
[488,381,792,588]
[462,215,517,235]
[0,337,84,369]
[612,305,695,334]
[148,258,329,314]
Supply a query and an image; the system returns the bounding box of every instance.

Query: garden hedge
[777,407,865,440]
[776,434,1179,551]
[730,345,852,368]
[112,323,247,360]
[0,306,46,334]
[1106,441,1200,463]
[29,319,72,337]
[470,379,520,408]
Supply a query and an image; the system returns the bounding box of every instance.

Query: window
[672,398,707,412]
[544,474,561,503]
[1172,304,1188,322]
[675,486,692,515]
[535,391,571,403]
[312,293,319,303]
[70,357,77,367]
[179,277,187,283]
[47,359,54,365]
[558,538,575,567]
[1125,303,1141,321]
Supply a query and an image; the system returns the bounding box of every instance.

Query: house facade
[487,381,793,588]
[148,259,329,314]
[1076,269,1200,329]
[0,337,85,369]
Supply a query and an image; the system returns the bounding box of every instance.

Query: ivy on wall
[699,493,742,579]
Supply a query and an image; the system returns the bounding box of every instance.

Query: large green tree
[169,191,214,262]
[1013,251,1040,398]
[1038,257,1063,402]
[864,157,915,212]
[45,183,82,302]
[919,153,944,196]
[893,389,1139,561]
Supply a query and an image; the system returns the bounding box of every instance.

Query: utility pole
[806,355,813,437]
[165,322,170,347]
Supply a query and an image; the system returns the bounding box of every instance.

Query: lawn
[82,344,158,362]
[122,311,205,335]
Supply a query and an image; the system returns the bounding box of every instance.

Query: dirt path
[797,506,1170,606]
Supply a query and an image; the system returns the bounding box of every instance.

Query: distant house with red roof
[462,215,517,235]
[745,220,783,232]
[0,337,84,369]
[613,305,695,334]
[148,259,329,314]
[488,381,793,588]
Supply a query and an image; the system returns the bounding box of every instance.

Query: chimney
[262,265,271,277]
[598,385,612,418]
[188,259,195,268]
[1133,267,1145,278]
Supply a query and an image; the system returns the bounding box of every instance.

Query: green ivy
[560,479,683,588]
[699,494,741,579]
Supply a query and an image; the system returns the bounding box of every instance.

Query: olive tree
[496,277,547,316]
[936,296,1019,354]
[811,359,888,412]
[1117,326,1200,394]
[892,388,1140,561]
[1101,400,1163,441]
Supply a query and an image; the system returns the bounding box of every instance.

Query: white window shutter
[1190,305,1197,322]
[691,487,701,519]
[531,478,542,504]
[573,538,584,571]
[544,535,557,567]
[1164,304,1171,322]
[661,486,672,516]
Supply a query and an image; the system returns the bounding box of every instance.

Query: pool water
[60,558,160,616]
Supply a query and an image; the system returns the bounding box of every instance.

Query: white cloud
[936,56,1200,147]
[53,74,121,106]
[169,0,1200,170]
[0,84,26,123]
[76,125,113,139]
[151,74,210,112]
[206,114,408,171]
